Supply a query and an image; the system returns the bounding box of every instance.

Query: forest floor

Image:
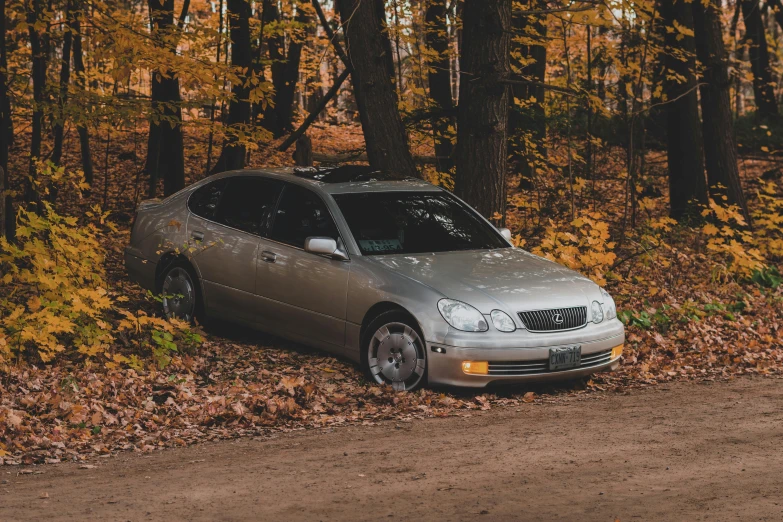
[2,375,782,521]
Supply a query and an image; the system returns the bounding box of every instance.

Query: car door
[254,183,350,352]
[187,176,283,323]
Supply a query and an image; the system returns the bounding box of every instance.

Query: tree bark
[425,0,455,173]
[26,0,46,204]
[336,0,418,177]
[693,0,751,222]
[145,0,186,197]
[71,0,94,185]
[455,0,511,220]
[740,0,779,118]
[212,0,252,173]
[659,0,709,220]
[52,0,73,167]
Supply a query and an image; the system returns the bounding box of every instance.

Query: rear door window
[188,178,228,220]
[214,177,284,236]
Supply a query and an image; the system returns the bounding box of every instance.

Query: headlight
[600,287,617,320]
[490,310,516,332]
[591,300,604,323]
[437,299,488,332]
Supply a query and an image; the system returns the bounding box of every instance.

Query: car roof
[208,166,442,195]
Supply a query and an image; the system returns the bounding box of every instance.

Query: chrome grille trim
[487,349,612,376]
[518,306,587,332]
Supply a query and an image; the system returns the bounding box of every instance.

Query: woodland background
[1,0,783,465]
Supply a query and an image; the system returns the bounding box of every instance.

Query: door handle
[261,250,277,263]
[191,231,205,242]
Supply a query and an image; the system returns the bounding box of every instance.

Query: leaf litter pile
[3,281,782,467]
[2,129,783,466]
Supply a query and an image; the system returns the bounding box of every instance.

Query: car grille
[518,306,587,332]
[487,349,613,376]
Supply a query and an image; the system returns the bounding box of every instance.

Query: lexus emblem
[551,313,564,325]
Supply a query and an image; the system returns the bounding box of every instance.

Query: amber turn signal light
[611,344,624,359]
[462,361,489,375]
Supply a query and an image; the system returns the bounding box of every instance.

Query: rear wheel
[160,263,201,323]
[363,311,427,391]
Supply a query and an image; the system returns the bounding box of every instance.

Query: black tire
[361,310,427,391]
[159,261,205,324]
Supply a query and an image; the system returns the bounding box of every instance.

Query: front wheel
[363,311,427,391]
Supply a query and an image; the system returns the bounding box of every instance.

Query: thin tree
[52,0,73,167]
[212,0,252,173]
[0,0,10,239]
[693,0,750,222]
[336,0,418,177]
[509,0,547,186]
[26,0,47,204]
[145,0,186,197]
[71,0,94,185]
[263,0,311,137]
[740,0,778,118]
[425,0,455,173]
[659,0,708,220]
[455,0,512,220]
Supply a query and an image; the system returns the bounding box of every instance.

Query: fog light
[462,361,489,375]
[611,344,623,359]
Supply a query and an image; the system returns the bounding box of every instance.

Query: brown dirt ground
[2,375,783,521]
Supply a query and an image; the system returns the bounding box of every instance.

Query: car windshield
[332,191,510,255]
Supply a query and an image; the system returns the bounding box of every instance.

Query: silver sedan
[125,166,625,390]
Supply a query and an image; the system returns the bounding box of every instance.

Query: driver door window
[270,184,339,248]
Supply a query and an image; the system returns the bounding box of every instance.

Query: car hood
[369,248,600,313]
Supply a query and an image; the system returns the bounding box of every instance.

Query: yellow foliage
[700,199,765,279]
[0,199,201,369]
[531,211,617,286]
[753,182,783,260]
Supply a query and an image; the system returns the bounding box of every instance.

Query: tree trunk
[693,0,751,222]
[273,5,310,137]
[509,0,547,187]
[0,0,10,239]
[336,0,418,177]
[145,0,186,197]
[52,0,73,167]
[71,0,93,185]
[212,0,252,173]
[740,0,779,118]
[455,0,511,220]
[659,0,708,220]
[261,0,283,134]
[261,1,310,137]
[26,0,46,204]
[425,0,455,173]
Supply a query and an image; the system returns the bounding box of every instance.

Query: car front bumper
[426,320,625,388]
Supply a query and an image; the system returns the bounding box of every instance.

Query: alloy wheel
[367,322,426,391]
[161,267,195,322]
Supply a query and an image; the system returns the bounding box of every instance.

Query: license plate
[549,345,581,371]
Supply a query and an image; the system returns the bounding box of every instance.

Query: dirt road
[2,376,782,521]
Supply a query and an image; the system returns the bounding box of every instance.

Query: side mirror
[498,227,512,241]
[304,237,349,261]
